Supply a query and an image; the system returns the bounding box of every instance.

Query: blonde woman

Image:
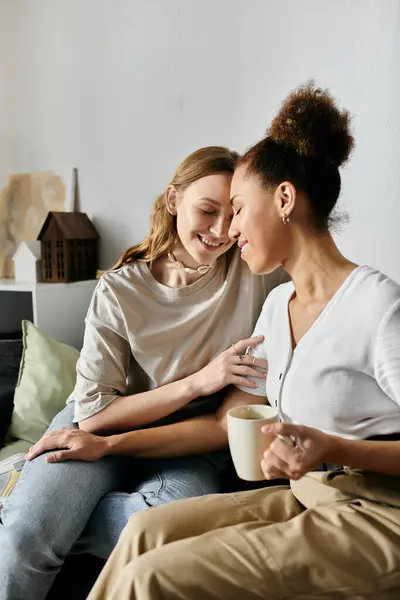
[86,84,400,599]
[0,146,286,600]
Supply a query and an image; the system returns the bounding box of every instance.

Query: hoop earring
[282,215,290,225]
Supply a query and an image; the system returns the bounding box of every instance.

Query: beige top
[69,249,287,423]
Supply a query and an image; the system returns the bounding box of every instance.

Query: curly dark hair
[239,81,355,230]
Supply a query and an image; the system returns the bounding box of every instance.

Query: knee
[116,550,176,599]
[124,495,205,556]
[1,519,54,570]
[124,509,159,554]
[124,505,174,555]
[1,490,67,564]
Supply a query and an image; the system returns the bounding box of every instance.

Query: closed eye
[201,209,217,215]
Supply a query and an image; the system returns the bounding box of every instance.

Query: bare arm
[25,386,266,462]
[80,378,199,434]
[104,386,266,458]
[329,436,400,476]
[106,414,227,458]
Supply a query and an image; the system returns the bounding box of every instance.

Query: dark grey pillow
[0,385,15,446]
[0,334,23,446]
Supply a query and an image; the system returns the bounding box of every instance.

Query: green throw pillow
[0,439,31,462]
[8,320,79,445]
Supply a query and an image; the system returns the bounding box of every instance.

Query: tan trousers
[88,470,400,599]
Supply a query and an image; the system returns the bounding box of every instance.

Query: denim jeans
[0,402,224,600]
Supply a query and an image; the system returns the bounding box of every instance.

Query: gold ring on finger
[231,343,240,356]
[252,356,256,365]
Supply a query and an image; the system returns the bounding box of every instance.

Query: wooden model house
[37,212,99,283]
[12,241,42,282]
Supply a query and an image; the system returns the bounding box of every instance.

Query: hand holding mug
[260,422,338,480]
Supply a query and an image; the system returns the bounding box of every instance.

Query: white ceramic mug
[227,404,279,481]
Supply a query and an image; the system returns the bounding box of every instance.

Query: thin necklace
[168,251,214,275]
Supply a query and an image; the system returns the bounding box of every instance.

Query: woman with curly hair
[87,82,400,599]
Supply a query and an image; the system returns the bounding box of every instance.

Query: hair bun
[268,81,354,167]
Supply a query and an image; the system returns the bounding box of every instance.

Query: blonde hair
[105,146,238,273]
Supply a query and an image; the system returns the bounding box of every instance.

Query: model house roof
[12,241,42,261]
[37,211,99,241]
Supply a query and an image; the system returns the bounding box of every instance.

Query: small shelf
[0,278,97,292]
[0,279,98,348]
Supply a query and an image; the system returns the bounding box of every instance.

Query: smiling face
[229,166,291,274]
[169,173,235,266]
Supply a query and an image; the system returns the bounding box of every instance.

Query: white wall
[1,0,399,280]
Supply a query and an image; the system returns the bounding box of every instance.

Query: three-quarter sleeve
[72,277,132,423]
[374,299,400,407]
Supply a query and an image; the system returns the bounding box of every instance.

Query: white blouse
[242,266,400,440]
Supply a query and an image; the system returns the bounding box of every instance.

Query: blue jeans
[0,402,224,600]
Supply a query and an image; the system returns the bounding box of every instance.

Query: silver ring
[231,343,240,356]
[252,356,256,365]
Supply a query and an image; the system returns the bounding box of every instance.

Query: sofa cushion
[8,320,79,446]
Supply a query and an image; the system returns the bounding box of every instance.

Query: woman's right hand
[189,336,268,397]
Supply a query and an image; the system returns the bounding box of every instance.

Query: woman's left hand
[25,427,109,463]
[261,422,340,480]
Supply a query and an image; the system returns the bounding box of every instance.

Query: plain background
[1,0,399,280]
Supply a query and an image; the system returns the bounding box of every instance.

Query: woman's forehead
[187,173,232,199]
[231,168,258,195]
